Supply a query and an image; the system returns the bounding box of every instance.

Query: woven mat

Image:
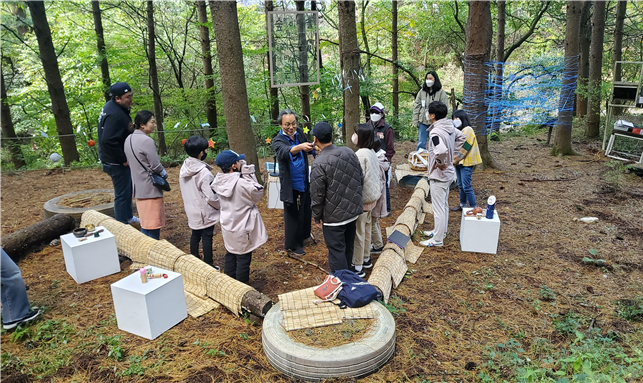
[129,235,157,264]
[395,207,417,234]
[173,256,215,299]
[419,213,426,225]
[205,273,253,316]
[341,303,376,320]
[109,225,144,258]
[129,262,146,270]
[406,195,424,215]
[368,266,392,304]
[416,177,430,196]
[384,242,405,258]
[405,241,424,264]
[80,210,112,228]
[385,224,411,240]
[377,250,407,288]
[282,306,343,331]
[185,291,220,318]
[424,201,433,215]
[148,240,186,271]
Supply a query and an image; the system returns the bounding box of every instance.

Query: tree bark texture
[585,0,606,138]
[92,0,111,102]
[196,0,217,133]
[552,1,582,156]
[241,290,273,317]
[0,213,75,264]
[26,1,80,166]
[296,1,311,131]
[491,0,506,134]
[613,0,627,82]
[464,1,496,169]
[146,1,167,156]
[210,0,261,178]
[1,69,26,169]
[265,0,279,123]
[338,0,360,150]
[576,1,592,118]
[391,0,398,118]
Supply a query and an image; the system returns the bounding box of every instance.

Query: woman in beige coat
[412,71,449,151]
[124,110,167,240]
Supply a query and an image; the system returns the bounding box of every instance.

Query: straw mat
[368,266,392,303]
[206,273,253,316]
[129,262,146,270]
[341,303,376,320]
[173,255,214,299]
[282,306,343,331]
[424,201,433,215]
[419,213,426,225]
[395,207,417,233]
[383,242,405,258]
[80,210,113,228]
[148,240,186,271]
[416,178,430,196]
[405,241,425,264]
[377,250,407,288]
[185,291,220,318]
[130,235,157,264]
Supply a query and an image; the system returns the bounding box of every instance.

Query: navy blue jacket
[98,99,132,165]
[272,128,310,204]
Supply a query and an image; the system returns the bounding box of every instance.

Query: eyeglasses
[282,123,297,128]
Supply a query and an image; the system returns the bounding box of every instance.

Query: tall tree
[552,1,582,156]
[146,1,167,156]
[338,0,360,150]
[391,0,398,118]
[92,0,111,102]
[210,0,261,177]
[196,0,217,132]
[576,1,592,118]
[358,0,371,115]
[464,1,495,169]
[265,0,279,123]
[1,68,26,169]
[295,1,311,130]
[26,1,79,166]
[611,0,627,117]
[585,0,606,138]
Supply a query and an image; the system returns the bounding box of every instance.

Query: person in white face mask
[412,71,449,150]
[367,102,395,214]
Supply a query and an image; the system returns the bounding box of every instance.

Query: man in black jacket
[309,122,364,272]
[98,82,137,224]
[271,109,313,255]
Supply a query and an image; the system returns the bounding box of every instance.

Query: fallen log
[241,290,274,317]
[1,213,75,263]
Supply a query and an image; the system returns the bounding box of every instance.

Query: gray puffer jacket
[310,144,364,224]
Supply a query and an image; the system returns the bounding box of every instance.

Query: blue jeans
[455,165,476,207]
[1,249,31,324]
[416,123,430,150]
[102,163,133,224]
[141,228,160,240]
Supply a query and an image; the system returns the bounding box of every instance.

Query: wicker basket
[408,151,429,171]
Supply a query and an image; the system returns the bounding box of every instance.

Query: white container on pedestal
[60,226,120,284]
[110,266,187,340]
[460,208,501,254]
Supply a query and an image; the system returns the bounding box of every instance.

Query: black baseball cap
[312,122,332,143]
[216,150,245,168]
[110,82,131,98]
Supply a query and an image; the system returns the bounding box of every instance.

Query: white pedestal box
[60,226,120,284]
[268,176,284,209]
[460,208,501,254]
[110,266,187,340]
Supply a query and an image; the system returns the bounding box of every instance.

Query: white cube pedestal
[268,176,284,209]
[110,266,187,340]
[60,226,120,284]
[460,208,501,254]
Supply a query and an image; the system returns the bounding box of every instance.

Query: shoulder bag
[129,136,170,192]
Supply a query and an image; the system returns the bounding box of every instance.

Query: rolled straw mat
[368,266,392,303]
[376,249,407,288]
[185,291,220,318]
[148,240,185,271]
[206,272,253,316]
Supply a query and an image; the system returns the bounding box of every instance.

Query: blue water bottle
[486,195,496,219]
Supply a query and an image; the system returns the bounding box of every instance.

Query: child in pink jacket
[179,136,220,266]
[212,150,267,284]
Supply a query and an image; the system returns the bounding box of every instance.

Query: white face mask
[426,80,434,87]
[351,132,358,145]
[453,119,462,128]
[370,113,382,123]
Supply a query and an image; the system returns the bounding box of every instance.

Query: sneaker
[127,216,140,225]
[350,265,366,278]
[303,234,316,247]
[419,239,443,247]
[3,308,42,331]
[288,247,305,256]
[363,259,373,269]
[370,246,384,254]
[422,231,435,238]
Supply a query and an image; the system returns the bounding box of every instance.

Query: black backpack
[332,269,382,308]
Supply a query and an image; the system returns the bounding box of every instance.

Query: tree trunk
[210,0,261,179]
[146,1,167,156]
[26,1,80,166]
[1,69,26,169]
[92,0,111,102]
[241,290,273,317]
[295,1,311,131]
[611,0,627,117]
[576,1,592,118]
[311,0,322,69]
[491,0,506,134]
[391,0,398,118]
[552,1,582,156]
[464,1,496,169]
[338,1,360,150]
[358,0,371,117]
[585,0,606,139]
[265,0,279,123]
[196,0,217,133]
[0,213,75,263]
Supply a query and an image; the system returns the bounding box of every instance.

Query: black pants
[224,251,252,284]
[283,189,311,251]
[322,220,357,273]
[190,225,214,266]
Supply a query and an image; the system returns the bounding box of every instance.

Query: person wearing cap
[98,82,138,225]
[309,122,364,273]
[271,109,314,256]
[212,150,267,284]
[368,102,395,213]
[420,101,466,247]
[412,71,449,151]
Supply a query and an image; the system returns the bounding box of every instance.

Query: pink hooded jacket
[179,157,220,230]
[372,149,390,218]
[211,163,267,254]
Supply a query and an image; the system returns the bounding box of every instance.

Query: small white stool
[60,226,120,284]
[110,266,187,340]
[460,208,501,254]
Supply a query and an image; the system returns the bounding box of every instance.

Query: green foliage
[98,334,125,361]
[383,296,406,316]
[553,311,586,337]
[10,325,33,343]
[119,355,146,377]
[615,298,643,322]
[539,285,556,302]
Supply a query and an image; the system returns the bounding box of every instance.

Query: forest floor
[1,130,643,383]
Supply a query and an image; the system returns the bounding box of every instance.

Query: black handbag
[129,136,170,192]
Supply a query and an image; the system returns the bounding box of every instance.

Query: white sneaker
[128,216,140,225]
[419,239,443,247]
[422,231,435,238]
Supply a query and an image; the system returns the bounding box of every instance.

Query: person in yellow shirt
[451,110,482,211]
